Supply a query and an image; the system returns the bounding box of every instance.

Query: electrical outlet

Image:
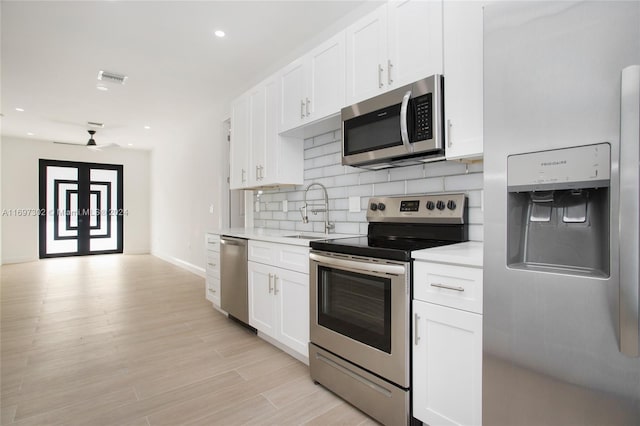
[282,200,288,212]
[209,204,214,214]
[349,196,360,213]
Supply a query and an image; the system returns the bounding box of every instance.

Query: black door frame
[39,159,124,258]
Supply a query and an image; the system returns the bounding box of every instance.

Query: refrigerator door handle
[619,64,640,358]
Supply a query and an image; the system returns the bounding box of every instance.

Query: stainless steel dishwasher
[220,235,248,324]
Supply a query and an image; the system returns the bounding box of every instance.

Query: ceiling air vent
[87,121,104,128]
[97,70,128,85]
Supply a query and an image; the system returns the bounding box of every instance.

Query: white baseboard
[151,251,206,277]
[1,255,38,265]
[123,248,150,255]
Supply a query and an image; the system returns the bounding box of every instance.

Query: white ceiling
[1,0,369,150]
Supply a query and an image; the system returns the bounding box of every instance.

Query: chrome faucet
[300,182,334,234]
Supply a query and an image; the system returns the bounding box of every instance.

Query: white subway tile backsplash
[253,128,485,241]
[406,177,445,194]
[444,173,483,191]
[359,169,390,185]
[347,184,374,197]
[313,131,338,147]
[468,224,483,241]
[373,181,406,196]
[389,164,424,181]
[333,172,360,187]
[334,222,360,234]
[425,161,469,177]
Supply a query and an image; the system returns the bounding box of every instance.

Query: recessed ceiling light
[144,125,151,130]
[15,107,25,112]
[27,132,35,136]
[214,30,226,38]
[128,143,133,146]
[96,85,109,91]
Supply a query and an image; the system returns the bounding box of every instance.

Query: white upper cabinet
[231,75,304,190]
[229,95,250,190]
[345,7,388,105]
[387,0,443,87]
[280,59,306,132]
[248,85,266,187]
[307,32,346,122]
[443,1,485,160]
[346,0,443,105]
[280,32,346,133]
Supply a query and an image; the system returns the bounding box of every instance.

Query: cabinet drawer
[206,276,220,304]
[206,251,220,278]
[206,233,221,252]
[249,240,310,274]
[413,262,482,314]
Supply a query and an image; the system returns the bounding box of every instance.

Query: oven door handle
[310,253,406,276]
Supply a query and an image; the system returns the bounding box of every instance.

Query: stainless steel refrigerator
[483,1,640,424]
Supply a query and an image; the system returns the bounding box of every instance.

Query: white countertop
[208,227,360,247]
[412,241,483,268]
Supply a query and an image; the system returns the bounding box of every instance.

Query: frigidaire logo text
[540,160,567,167]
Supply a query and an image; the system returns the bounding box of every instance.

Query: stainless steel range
[309,194,469,425]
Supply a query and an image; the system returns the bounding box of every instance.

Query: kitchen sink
[284,234,325,240]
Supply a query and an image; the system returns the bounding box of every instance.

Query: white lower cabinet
[248,240,310,359]
[205,233,221,307]
[413,253,483,426]
[412,300,482,426]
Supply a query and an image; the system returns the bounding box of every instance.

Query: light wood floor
[1,254,378,425]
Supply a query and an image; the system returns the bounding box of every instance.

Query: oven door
[309,251,410,388]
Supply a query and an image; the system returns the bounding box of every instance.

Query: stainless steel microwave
[341,75,444,169]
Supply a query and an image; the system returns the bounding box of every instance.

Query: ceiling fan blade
[53,141,85,146]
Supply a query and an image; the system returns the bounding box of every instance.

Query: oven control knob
[436,200,446,210]
[426,201,435,210]
[370,203,378,211]
[377,202,386,211]
[447,200,457,210]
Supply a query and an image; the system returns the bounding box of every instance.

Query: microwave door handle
[400,90,413,153]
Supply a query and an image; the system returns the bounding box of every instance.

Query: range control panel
[367,193,467,224]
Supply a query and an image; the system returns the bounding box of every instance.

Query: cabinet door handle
[274,275,279,295]
[241,169,246,183]
[268,273,273,294]
[378,64,384,88]
[207,262,216,267]
[387,60,393,85]
[255,165,259,181]
[414,313,420,345]
[208,288,216,294]
[447,119,453,148]
[300,99,305,119]
[306,98,311,117]
[430,283,465,292]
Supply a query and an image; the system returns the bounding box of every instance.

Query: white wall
[149,105,225,276]
[1,136,151,263]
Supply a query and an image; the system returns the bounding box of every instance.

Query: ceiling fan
[54,130,120,151]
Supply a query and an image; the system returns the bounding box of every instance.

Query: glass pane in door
[317,266,392,353]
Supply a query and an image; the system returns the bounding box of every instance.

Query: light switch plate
[349,196,360,213]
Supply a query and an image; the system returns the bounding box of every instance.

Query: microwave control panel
[413,93,433,141]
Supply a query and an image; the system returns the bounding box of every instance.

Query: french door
[39,159,123,258]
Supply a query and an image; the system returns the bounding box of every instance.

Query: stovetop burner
[310,194,469,261]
